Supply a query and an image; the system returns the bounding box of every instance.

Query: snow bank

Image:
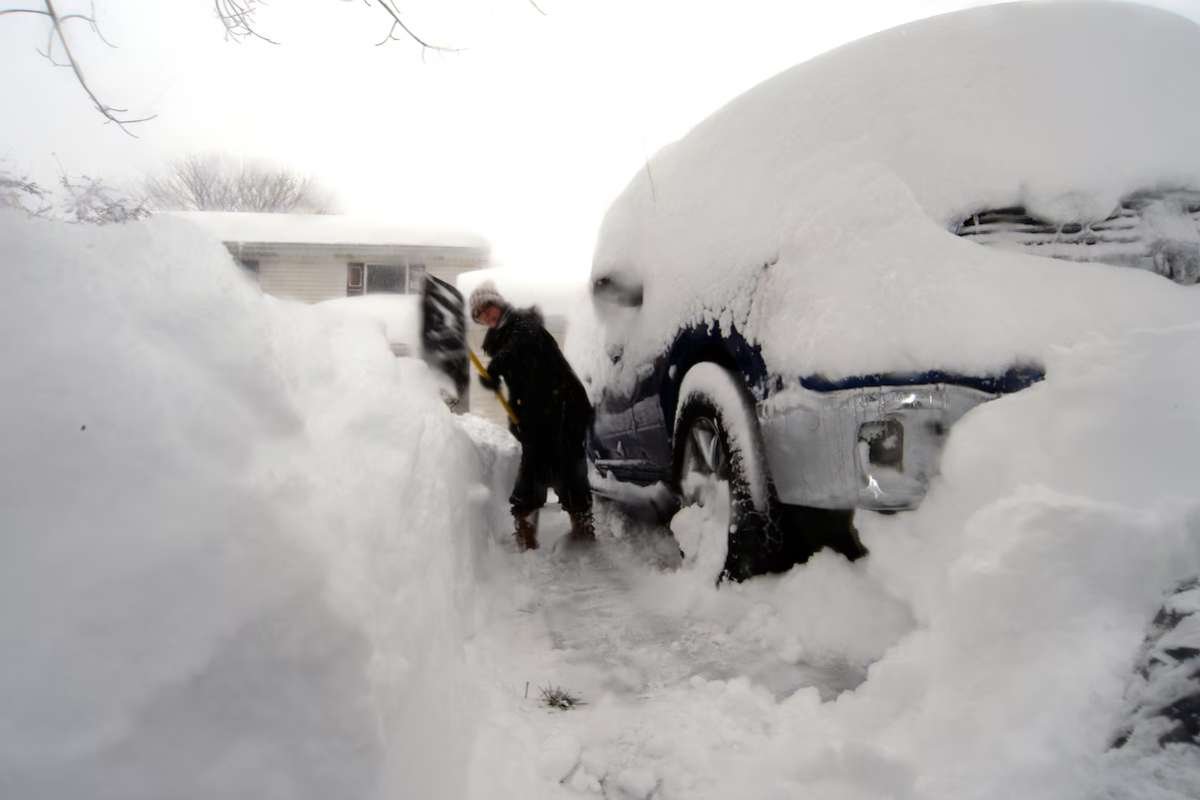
[589,2,1200,392]
[839,324,1200,799]
[453,412,522,542]
[0,210,499,799]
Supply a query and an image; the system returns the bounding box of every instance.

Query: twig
[75,3,117,48]
[643,156,657,203]
[371,0,460,52]
[539,684,584,710]
[213,0,279,44]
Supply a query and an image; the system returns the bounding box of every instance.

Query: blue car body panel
[588,322,1045,508]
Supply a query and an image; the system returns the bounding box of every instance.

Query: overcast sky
[3,0,1198,285]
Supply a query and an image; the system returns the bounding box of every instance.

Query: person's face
[477,304,503,328]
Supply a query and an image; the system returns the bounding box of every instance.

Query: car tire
[1112,576,1200,751]
[672,366,783,582]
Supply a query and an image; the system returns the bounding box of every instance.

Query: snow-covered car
[584,2,1200,580]
[319,275,469,406]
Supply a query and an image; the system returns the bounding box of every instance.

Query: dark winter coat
[482,307,592,459]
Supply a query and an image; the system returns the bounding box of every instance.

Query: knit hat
[468,280,507,322]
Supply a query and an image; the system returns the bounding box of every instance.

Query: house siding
[257,254,346,303]
[224,242,488,304]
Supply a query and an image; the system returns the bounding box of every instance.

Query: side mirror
[592,274,643,308]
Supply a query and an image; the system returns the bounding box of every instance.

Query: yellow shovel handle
[468,349,519,426]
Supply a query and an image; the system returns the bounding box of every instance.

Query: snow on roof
[591,2,1200,385]
[170,211,488,250]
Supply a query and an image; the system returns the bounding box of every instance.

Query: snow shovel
[468,349,519,427]
[420,275,469,406]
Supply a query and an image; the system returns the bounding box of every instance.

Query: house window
[347,262,365,296]
[407,264,426,293]
[360,263,426,295]
[366,264,406,294]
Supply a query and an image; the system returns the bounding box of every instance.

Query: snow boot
[550,510,597,558]
[567,509,596,543]
[513,510,539,551]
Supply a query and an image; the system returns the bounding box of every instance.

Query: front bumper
[757,382,998,511]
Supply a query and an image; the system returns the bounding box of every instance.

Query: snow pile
[453,412,522,542]
[588,2,1200,392]
[842,325,1200,799]
[0,211,501,799]
[668,483,731,581]
[317,293,422,356]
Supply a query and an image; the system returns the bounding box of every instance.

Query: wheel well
[662,328,765,437]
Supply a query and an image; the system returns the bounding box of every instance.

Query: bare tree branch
[58,171,151,224]
[144,154,334,214]
[6,5,118,47]
[2,159,150,223]
[371,0,460,52]
[0,162,53,217]
[213,0,278,44]
[35,17,69,65]
[211,0,456,52]
[20,0,157,136]
[8,0,554,131]
[69,3,118,48]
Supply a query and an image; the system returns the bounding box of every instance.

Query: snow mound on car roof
[591,2,1200,386]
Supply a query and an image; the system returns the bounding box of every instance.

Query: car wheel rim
[681,415,729,506]
[675,413,734,579]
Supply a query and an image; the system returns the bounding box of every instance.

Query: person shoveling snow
[470,281,595,552]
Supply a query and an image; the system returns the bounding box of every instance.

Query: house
[173,211,489,303]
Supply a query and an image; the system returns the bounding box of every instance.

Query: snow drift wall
[0,211,498,799]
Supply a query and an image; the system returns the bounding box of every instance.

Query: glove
[478,372,500,392]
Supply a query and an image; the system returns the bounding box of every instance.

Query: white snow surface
[317,294,422,355]
[0,210,507,799]
[589,2,1200,392]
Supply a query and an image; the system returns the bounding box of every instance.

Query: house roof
[169,211,488,250]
